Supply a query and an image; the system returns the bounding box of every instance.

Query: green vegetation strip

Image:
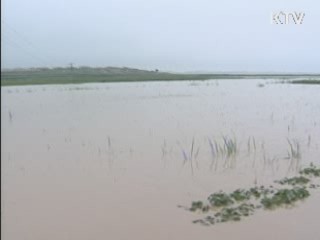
[288,80,320,85]
[187,164,320,226]
[2,67,320,86]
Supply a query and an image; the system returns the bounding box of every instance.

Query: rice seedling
[287,139,301,160]
[106,136,114,170]
[252,137,256,152]
[247,136,255,154]
[8,110,13,123]
[287,138,302,173]
[222,136,237,158]
[181,149,189,165]
[206,135,240,171]
[107,136,112,149]
[190,138,195,175]
[208,138,215,157]
[160,139,173,168]
[180,137,200,175]
[307,135,311,148]
[208,138,216,171]
[246,136,258,168]
[220,136,238,169]
[270,112,274,124]
[161,139,167,160]
[194,146,201,170]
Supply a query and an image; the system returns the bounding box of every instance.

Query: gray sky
[2,0,320,72]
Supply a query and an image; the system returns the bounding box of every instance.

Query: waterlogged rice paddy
[2,79,320,240]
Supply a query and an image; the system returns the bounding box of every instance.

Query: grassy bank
[288,80,320,85]
[2,67,320,86]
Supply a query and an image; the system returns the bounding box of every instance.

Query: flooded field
[2,79,320,240]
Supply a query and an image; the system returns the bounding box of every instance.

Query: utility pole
[69,63,74,70]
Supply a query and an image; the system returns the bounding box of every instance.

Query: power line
[2,34,49,66]
[1,20,58,66]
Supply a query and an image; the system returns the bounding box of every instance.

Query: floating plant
[190,201,210,212]
[208,192,234,208]
[260,187,310,210]
[185,164,320,226]
[299,164,320,177]
[192,203,255,226]
[275,176,310,186]
[230,189,251,202]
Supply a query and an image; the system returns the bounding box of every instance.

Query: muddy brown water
[1,79,320,239]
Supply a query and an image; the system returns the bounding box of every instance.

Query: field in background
[2,67,320,86]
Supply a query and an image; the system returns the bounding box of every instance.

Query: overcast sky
[1,0,320,72]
